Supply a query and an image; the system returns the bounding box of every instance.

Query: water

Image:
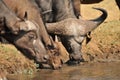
[8,62,120,80]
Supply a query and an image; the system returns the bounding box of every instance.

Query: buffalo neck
[0,0,20,30]
[52,0,76,22]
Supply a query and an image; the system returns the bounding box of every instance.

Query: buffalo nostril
[53,65,62,70]
[59,65,62,68]
[43,55,49,60]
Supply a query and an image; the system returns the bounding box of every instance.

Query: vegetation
[82,20,120,62]
[0,43,36,74]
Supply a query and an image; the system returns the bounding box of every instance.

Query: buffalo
[1,0,69,69]
[35,0,107,64]
[1,0,65,70]
[0,0,51,65]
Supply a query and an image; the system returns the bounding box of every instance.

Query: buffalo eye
[28,34,36,40]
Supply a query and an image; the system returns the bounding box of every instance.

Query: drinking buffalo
[35,0,107,64]
[1,0,64,70]
[0,0,50,65]
[2,0,69,69]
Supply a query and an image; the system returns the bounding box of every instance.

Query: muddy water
[8,62,120,80]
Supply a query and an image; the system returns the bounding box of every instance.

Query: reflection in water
[8,62,120,80]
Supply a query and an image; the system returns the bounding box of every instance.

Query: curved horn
[90,7,107,25]
[46,7,107,36]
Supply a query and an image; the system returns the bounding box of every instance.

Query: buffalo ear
[23,11,28,21]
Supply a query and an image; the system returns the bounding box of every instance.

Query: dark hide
[52,0,76,21]
[35,0,53,22]
[80,0,103,4]
[72,0,81,18]
[35,0,81,22]
[36,0,77,21]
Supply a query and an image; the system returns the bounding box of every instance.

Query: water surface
[8,62,120,80]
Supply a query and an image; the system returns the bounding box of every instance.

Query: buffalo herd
[0,0,109,71]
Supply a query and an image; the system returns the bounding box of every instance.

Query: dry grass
[0,43,36,74]
[81,0,120,21]
[81,0,120,62]
[82,20,120,62]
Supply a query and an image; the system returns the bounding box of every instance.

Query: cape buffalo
[36,0,107,64]
[2,0,69,69]
[0,0,50,65]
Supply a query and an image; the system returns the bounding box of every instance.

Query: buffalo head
[13,21,48,63]
[1,12,49,64]
[1,0,70,69]
[46,7,107,63]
